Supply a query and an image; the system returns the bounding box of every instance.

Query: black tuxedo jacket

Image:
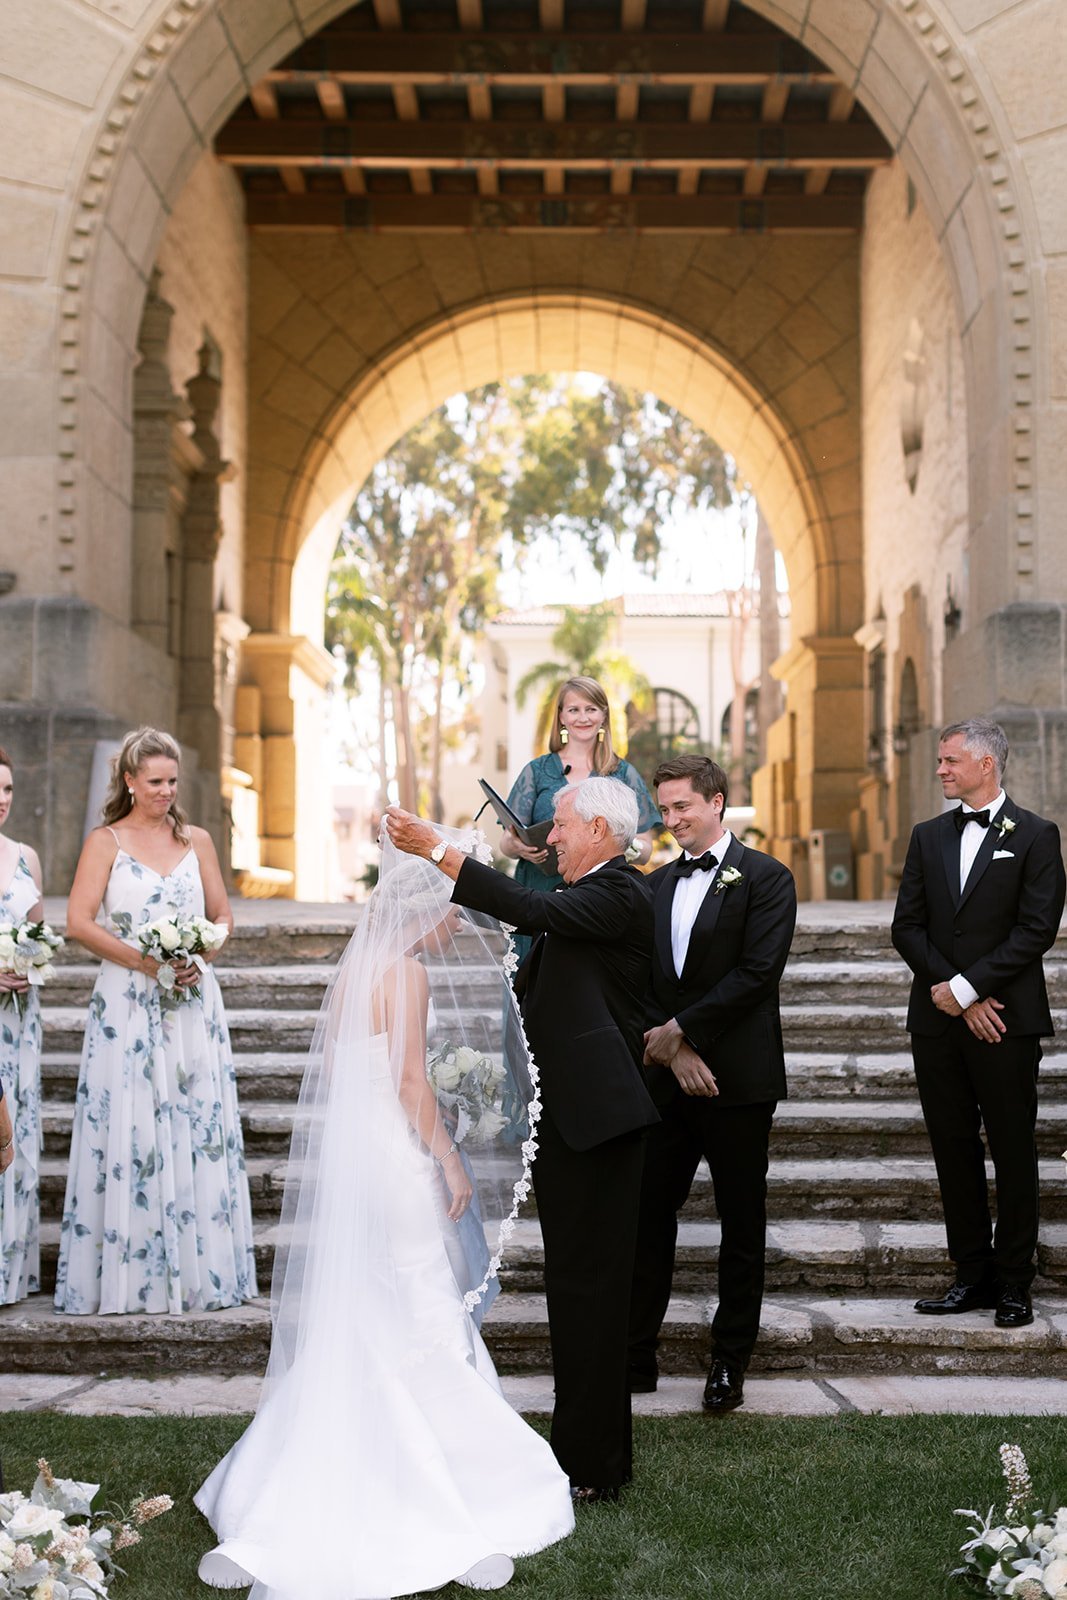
[891,795,1066,1038]
[644,836,797,1109]
[450,854,659,1151]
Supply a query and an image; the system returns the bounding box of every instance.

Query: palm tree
[514,602,652,756]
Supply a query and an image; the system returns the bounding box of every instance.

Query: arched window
[627,688,702,782]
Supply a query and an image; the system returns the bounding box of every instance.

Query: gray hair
[940,718,1009,782]
[563,776,640,845]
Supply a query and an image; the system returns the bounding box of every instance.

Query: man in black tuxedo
[627,754,797,1413]
[891,717,1065,1329]
[386,777,658,1501]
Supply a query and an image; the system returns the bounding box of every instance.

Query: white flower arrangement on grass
[0,1457,171,1598]
[955,1443,1067,1597]
[426,1042,508,1145]
[0,920,64,1019]
[137,914,228,1008]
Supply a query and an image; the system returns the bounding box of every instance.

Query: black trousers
[532,1108,645,1492]
[628,1096,776,1376]
[912,1024,1040,1288]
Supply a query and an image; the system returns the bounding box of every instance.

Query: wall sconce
[944,581,961,637]
[892,724,910,756]
[866,732,886,771]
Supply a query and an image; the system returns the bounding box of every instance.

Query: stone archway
[242,291,857,893]
[4,0,1062,894]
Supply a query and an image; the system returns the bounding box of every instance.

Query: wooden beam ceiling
[225,0,886,237]
[243,192,865,232]
[264,33,839,87]
[216,120,889,171]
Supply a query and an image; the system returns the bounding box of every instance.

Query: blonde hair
[548,676,619,776]
[102,727,189,842]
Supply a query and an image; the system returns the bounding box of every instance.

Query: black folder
[477,779,559,878]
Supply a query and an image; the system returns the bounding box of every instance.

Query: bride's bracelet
[435,1141,458,1164]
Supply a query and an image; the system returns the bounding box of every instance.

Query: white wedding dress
[196,1029,573,1599]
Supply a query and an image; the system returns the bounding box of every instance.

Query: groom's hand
[670,1042,719,1098]
[643,1018,684,1066]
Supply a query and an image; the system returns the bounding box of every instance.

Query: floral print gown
[0,851,43,1303]
[53,847,257,1315]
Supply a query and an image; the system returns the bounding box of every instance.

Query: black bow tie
[677,852,716,878]
[953,808,991,834]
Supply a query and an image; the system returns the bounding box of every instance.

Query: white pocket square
[993,849,1015,859]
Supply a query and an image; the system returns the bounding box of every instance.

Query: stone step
[42,900,1067,969]
[32,1215,1067,1298]
[31,1154,1067,1224]
[34,1095,1067,1161]
[41,955,1067,1014]
[33,1048,1067,1104]
[3,1291,1065,1379]
[50,1000,1040,1056]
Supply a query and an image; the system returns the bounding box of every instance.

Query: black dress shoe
[570,1485,620,1505]
[628,1367,658,1394]
[995,1286,1034,1328]
[914,1281,999,1315]
[702,1359,744,1414]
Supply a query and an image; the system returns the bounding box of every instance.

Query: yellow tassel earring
[597,728,605,743]
[559,727,568,746]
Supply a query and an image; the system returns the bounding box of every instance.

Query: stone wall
[852,159,970,895]
[154,151,248,629]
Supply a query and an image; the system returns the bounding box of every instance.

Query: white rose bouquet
[0,919,64,1019]
[0,1457,172,1598]
[137,913,228,1008]
[955,1443,1067,1597]
[426,1042,508,1145]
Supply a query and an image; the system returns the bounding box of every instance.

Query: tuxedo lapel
[958,797,1017,912]
[679,836,745,983]
[656,860,684,980]
[939,811,960,906]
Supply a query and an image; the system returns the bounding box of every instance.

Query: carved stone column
[132,271,199,673]
[179,341,235,847]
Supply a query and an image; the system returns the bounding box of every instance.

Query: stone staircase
[3,903,1067,1380]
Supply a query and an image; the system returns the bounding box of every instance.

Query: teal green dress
[503,752,661,964]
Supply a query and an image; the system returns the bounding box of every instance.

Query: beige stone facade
[0,0,1063,897]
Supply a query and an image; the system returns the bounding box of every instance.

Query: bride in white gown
[196,830,574,1599]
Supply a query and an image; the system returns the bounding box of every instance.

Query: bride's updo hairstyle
[102,727,190,842]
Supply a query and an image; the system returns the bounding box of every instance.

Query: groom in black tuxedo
[627,754,797,1413]
[386,778,658,1502]
[891,717,1065,1328]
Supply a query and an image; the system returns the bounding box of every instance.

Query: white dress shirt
[670,832,732,978]
[948,790,1005,1009]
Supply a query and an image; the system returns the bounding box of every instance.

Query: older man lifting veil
[386,777,658,1504]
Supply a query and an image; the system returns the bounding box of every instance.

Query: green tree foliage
[514,602,652,757]
[326,375,736,814]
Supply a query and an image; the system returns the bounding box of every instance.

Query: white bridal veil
[196,827,562,1600]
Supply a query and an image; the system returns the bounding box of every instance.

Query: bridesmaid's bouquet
[138,913,229,1007]
[0,1456,172,1597]
[426,1043,508,1144]
[0,918,64,1019]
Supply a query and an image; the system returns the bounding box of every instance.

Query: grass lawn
[2,1411,1064,1599]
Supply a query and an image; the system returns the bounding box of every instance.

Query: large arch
[3,0,1063,894]
[282,295,835,646]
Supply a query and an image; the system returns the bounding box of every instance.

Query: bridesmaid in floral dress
[0,746,45,1303]
[54,727,257,1315]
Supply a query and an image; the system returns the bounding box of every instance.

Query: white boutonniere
[714,866,744,895]
[996,815,1017,843]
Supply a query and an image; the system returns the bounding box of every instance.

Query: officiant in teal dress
[500,677,660,963]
